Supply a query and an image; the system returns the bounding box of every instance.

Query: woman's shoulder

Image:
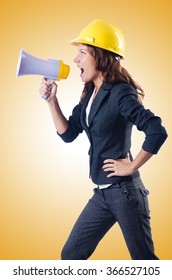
[109,82,138,100]
[113,81,136,91]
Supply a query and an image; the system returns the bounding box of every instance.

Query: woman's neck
[93,74,104,93]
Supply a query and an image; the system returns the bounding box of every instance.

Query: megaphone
[16,49,70,81]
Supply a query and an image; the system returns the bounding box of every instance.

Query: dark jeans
[61,177,159,260]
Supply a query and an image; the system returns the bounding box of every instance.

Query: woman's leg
[61,188,116,260]
[104,178,159,260]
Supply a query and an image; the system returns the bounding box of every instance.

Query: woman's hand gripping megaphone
[39,79,58,102]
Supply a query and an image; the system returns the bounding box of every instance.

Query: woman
[39,20,167,260]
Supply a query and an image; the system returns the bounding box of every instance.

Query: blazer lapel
[88,83,113,126]
[80,87,94,131]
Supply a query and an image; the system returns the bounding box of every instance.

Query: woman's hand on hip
[102,156,134,177]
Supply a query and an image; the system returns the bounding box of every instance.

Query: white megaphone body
[16,49,70,81]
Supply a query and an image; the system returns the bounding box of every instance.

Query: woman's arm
[39,79,68,135]
[103,85,167,178]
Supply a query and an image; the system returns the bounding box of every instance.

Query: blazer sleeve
[117,84,168,154]
[57,102,83,143]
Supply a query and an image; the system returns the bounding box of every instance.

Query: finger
[107,172,117,178]
[39,89,50,98]
[41,79,50,87]
[40,83,48,91]
[102,163,114,169]
[103,167,114,172]
[45,83,53,90]
[41,80,54,91]
[103,159,115,164]
[40,84,52,94]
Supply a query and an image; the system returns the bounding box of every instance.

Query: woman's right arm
[39,79,69,135]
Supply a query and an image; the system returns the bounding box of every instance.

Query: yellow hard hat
[70,19,125,57]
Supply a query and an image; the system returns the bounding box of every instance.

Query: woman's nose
[73,55,79,63]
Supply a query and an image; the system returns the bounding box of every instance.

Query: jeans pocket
[121,184,139,207]
[137,187,150,217]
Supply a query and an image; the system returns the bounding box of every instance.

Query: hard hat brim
[70,37,124,58]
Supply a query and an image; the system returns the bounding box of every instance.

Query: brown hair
[81,45,144,102]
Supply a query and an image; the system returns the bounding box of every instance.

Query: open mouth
[80,68,84,75]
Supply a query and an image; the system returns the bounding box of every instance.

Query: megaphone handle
[41,95,48,100]
[41,77,52,100]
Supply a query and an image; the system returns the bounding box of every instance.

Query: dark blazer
[58,82,167,185]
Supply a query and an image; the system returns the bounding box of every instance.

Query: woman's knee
[61,242,89,260]
[61,243,80,260]
[61,244,71,260]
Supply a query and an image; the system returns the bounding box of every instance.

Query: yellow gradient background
[0,0,171,260]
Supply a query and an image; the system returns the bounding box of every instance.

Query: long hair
[81,45,145,103]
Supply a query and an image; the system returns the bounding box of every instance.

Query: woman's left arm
[103,84,168,177]
[118,87,167,153]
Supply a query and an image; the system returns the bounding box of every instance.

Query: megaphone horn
[16,49,70,81]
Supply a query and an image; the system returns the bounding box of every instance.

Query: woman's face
[74,44,103,88]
